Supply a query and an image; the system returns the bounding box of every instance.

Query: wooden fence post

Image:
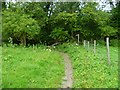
[106,37,110,65]
[77,34,79,45]
[84,40,86,48]
[33,44,35,50]
[94,40,96,54]
[88,41,89,50]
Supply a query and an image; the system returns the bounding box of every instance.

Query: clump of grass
[2,46,64,88]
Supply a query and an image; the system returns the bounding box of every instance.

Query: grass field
[2,42,118,88]
[0,46,1,89]
[57,43,118,88]
[2,46,64,88]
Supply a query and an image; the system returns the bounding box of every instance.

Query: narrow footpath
[60,52,73,88]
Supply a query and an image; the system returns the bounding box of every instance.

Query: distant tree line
[2,1,119,46]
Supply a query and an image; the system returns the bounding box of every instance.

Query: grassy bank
[2,46,64,88]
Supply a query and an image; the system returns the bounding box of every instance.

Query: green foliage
[23,2,48,26]
[78,2,99,39]
[78,3,117,39]
[50,28,69,42]
[111,1,120,28]
[100,26,117,37]
[110,1,120,37]
[2,10,40,45]
[0,15,1,34]
[54,12,77,31]
[1,2,118,45]
[54,12,77,39]
[96,10,118,37]
[2,46,64,88]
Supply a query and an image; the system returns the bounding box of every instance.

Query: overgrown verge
[56,43,118,88]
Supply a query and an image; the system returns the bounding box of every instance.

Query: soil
[60,52,73,88]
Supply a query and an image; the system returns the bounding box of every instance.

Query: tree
[54,12,77,38]
[2,10,40,46]
[78,2,100,40]
[110,1,120,38]
[97,10,117,38]
[48,12,77,43]
[76,2,117,40]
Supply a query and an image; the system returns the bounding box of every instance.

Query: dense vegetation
[2,1,119,46]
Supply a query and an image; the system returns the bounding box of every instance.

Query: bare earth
[60,52,73,88]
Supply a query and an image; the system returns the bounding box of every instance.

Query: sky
[4,0,118,2]
[3,0,118,11]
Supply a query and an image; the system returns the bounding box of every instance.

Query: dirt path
[60,52,73,88]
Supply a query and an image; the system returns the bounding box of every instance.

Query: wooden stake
[76,34,80,45]
[94,40,96,54]
[84,40,86,48]
[33,44,35,50]
[106,37,110,65]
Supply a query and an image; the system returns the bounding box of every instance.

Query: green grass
[2,43,118,88]
[0,46,2,89]
[2,46,64,88]
[57,43,118,88]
